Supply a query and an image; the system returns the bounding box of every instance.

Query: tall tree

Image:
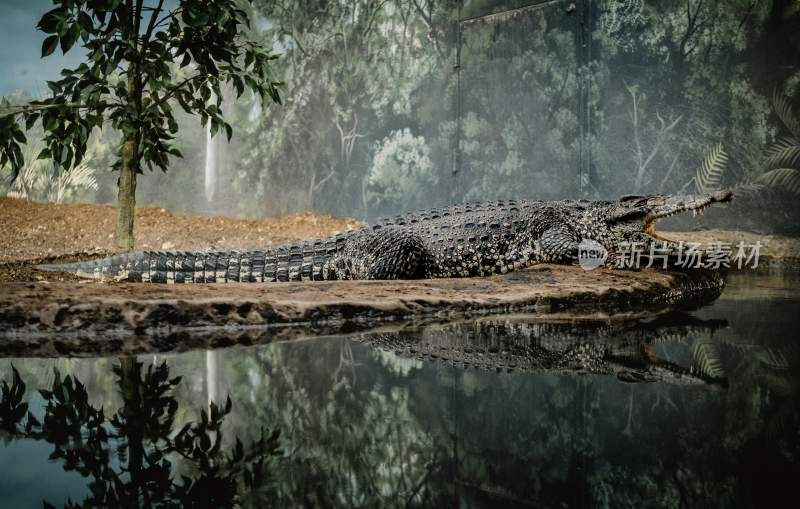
[0,0,282,249]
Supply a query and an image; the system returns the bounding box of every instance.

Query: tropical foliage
[0,0,282,249]
[756,92,800,195]
[1,0,799,233]
[1,140,97,203]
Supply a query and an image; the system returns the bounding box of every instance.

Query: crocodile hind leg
[367,233,429,280]
[538,226,580,263]
[335,227,430,280]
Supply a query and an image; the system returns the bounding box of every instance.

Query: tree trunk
[115,135,137,251]
[118,356,148,505]
[116,71,139,251]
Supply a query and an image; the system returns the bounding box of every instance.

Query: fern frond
[4,140,96,203]
[695,143,727,194]
[690,342,724,381]
[760,348,790,371]
[755,168,800,195]
[765,136,800,170]
[51,162,97,203]
[773,92,800,139]
[733,181,767,197]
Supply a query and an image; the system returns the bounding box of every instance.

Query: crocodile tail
[36,252,151,280]
[35,234,351,283]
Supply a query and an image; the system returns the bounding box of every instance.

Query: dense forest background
[2,0,800,226]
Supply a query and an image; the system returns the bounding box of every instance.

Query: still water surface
[1,271,798,508]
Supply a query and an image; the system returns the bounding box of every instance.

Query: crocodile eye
[618,195,649,207]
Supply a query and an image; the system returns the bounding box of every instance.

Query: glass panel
[589,0,800,234]
[455,0,581,202]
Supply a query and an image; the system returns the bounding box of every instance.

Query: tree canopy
[0,0,282,248]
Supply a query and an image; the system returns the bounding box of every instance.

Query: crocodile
[37,190,733,282]
[364,313,730,385]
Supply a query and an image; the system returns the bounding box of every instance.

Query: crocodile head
[590,190,733,262]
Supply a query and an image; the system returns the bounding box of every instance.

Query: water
[1,271,798,508]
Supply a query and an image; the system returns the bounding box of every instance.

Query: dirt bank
[0,265,724,356]
[0,197,793,354]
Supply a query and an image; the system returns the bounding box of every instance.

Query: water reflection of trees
[374,319,799,508]
[1,313,798,507]
[0,359,280,508]
[1,346,451,508]
[226,338,451,507]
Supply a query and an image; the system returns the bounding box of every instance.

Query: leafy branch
[1,361,281,507]
[694,142,728,194]
[0,0,284,250]
[740,93,800,198]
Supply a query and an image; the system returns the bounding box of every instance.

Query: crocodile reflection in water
[361,313,729,385]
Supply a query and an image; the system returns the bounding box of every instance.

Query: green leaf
[37,148,52,161]
[60,25,79,54]
[756,168,800,196]
[765,137,800,169]
[11,128,26,144]
[695,142,727,194]
[41,35,59,57]
[44,114,58,131]
[78,12,93,33]
[37,9,61,34]
[25,112,40,130]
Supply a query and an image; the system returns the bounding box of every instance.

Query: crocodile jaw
[643,190,732,242]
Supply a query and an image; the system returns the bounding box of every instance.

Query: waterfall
[205,99,219,406]
[206,349,218,406]
[204,119,216,204]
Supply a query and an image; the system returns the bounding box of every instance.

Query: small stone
[161,241,175,250]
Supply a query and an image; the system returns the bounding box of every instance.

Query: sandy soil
[0,197,364,262]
